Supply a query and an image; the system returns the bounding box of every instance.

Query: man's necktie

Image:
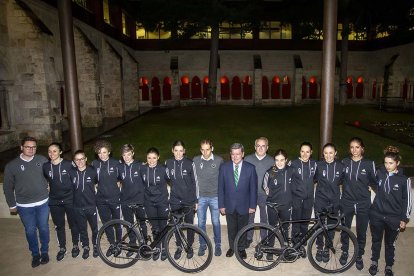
[234,164,239,186]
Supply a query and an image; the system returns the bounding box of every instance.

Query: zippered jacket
[92,158,121,205]
[140,163,169,205]
[262,166,294,210]
[117,160,145,205]
[290,158,317,200]
[69,165,97,208]
[43,159,75,205]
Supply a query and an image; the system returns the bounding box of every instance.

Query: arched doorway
[231,76,241,99]
[163,77,172,101]
[346,76,353,99]
[140,77,149,101]
[180,76,190,100]
[202,76,209,99]
[151,77,161,106]
[243,76,252,99]
[282,75,291,99]
[309,76,318,99]
[220,76,230,100]
[271,76,280,99]
[355,76,364,99]
[262,76,269,99]
[191,76,202,99]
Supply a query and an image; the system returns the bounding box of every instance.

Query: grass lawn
[83,104,414,166]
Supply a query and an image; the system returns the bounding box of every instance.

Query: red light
[310,77,316,84]
[220,76,228,84]
[346,76,352,84]
[273,76,280,83]
[141,77,148,85]
[357,76,363,84]
[244,76,250,83]
[203,76,209,84]
[181,76,189,84]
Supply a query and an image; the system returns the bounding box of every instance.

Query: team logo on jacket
[86,177,91,182]
[21,165,25,171]
[298,168,302,175]
[361,169,366,174]
[62,169,67,175]
[36,163,41,167]
[393,184,399,191]
[378,179,382,187]
[182,169,188,176]
[335,171,340,177]
[49,171,52,178]
[273,179,278,185]
[171,169,175,176]
[200,163,204,169]
[73,178,77,184]
[323,170,326,177]
[211,163,216,168]
[109,167,114,173]
[156,176,160,181]
[134,171,139,177]
[143,174,146,181]
[346,167,349,174]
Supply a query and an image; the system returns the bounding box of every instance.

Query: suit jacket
[218,160,258,215]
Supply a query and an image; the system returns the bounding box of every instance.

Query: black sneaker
[113,246,121,257]
[56,248,66,261]
[174,247,182,260]
[126,250,134,258]
[106,245,114,257]
[355,256,364,270]
[369,263,378,275]
[31,255,41,268]
[153,250,160,261]
[339,251,348,265]
[315,249,323,262]
[187,248,194,259]
[93,246,99,258]
[40,253,49,265]
[72,245,80,258]
[82,246,90,260]
[322,249,329,263]
[385,267,394,276]
[161,249,167,261]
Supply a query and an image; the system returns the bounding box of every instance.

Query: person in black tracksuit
[262,149,294,260]
[91,140,121,257]
[368,146,412,276]
[290,142,317,244]
[141,147,170,261]
[340,137,376,270]
[70,150,99,259]
[314,143,344,263]
[43,143,80,261]
[165,140,199,259]
[117,144,147,257]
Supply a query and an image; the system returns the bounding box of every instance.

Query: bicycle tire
[165,223,213,273]
[234,223,284,271]
[97,219,141,268]
[307,224,358,274]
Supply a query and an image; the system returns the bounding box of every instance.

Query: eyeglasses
[23,146,37,150]
[74,157,86,162]
[255,145,267,148]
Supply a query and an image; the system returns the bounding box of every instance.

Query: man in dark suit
[218,143,258,258]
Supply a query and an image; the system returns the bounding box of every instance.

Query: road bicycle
[96,205,213,273]
[234,202,358,274]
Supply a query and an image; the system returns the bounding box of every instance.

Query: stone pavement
[0,218,413,276]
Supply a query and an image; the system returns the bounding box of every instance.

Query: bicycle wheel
[97,219,141,268]
[307,225,358,274]
[165,223,213,273]
[234,223,284,271]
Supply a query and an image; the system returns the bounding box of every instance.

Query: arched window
[140,77,149,101]
[191,76,202,99]
[180,76,190,100]
[151,77,161,106]
[220,76,230,100]
[309,76,318,99]
[262,76,269,99]
[355,76,364,99]
[163,77,172,101]
[243,76,252,99]
[271,76,280,99]
[231,76,241,100]
[282,75,290,99]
